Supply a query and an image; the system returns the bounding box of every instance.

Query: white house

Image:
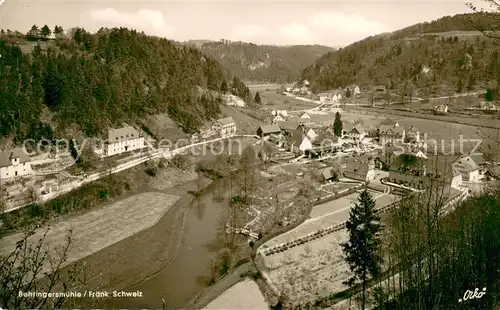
[276,110,288,117]
[303,79,310,86]
[299,136,313,152]
[300,112,311,120]
[0,148,33,181]
[306,128,317,141]
[346,124,366,140]
[343,160,375,182]
[103,126,145,157]
[272,115,286,124]
[212,117,237,138]
[453,155,481,182]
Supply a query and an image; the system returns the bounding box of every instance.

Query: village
[1,79,499,309]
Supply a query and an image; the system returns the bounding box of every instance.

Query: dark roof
[350,124,365,134]
[258,124,281,134]
[286,131,304,146]
[379,125,404,135]
[321,167,335,180]
[345,161,370,176]
[0,148,31,168]
[277,121,300,131]
[312,131,338,146]
[390,154,461,180]
[469,153,486,166]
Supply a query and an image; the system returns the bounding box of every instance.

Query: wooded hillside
[301,13,500,97]
[0,27,250,143]
[195,40,335,83]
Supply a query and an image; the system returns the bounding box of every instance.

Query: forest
[0,26,250,143]
[301,12,500,97]
[197,40,334,83]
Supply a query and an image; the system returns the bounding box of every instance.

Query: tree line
[0,26,251,142]
[337,183,500,310]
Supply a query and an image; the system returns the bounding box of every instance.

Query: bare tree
[1,227,86,309]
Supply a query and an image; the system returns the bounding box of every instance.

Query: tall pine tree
[341,189,382,310]
[254,91,261,105]
[333,112,343,137]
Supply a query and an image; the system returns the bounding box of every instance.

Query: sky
[0,0,491,47]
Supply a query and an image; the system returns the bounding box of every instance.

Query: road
[3,134,258,213]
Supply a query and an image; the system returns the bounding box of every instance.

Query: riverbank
[63,171,208,307]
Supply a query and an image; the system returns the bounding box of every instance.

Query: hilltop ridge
[301,12,500,97]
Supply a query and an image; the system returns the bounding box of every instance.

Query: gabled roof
[258,124,281,134]
[453,156,480,173]
[350,124,365,134]
[285,130,304,146]
[277,120,300,131]
[406,126,420,133]
[344,161,371,176]
[108,126,142,142]
[216,117,235,126]
[379,125,404,135]
[312,131,338,146]
[390,154,461,180]
[0,148,31,168]
[343,122,354,133]
[469,153,486,166]
[321,167,335,180]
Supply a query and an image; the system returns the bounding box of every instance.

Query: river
[106,179,227,309]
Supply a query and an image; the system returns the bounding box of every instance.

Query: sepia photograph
[1,0,500,309]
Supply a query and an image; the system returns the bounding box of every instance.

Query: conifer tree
[333,112,343,137]
[341,189,383,310]
[254,91,261,105]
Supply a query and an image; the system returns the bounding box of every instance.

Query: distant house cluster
[0,148,33,181]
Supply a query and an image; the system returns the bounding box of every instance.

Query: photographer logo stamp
[458,287,486,302]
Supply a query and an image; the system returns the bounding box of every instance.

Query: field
[258,192,399,305]
[203,279,268,309]
[259,90,319,111]
[0,192,180,276]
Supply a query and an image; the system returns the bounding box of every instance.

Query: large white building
[212,117,237,137]
[0,148,33,181]
[103,126,145,157]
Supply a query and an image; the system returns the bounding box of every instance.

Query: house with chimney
[212,117,237,138]
[0,148,33,181]
[343,158,375,182]
[388,153,462,189]
[103,125,145,157]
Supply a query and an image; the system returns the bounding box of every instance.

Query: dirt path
[184,263,253,309]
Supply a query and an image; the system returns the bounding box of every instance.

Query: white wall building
[103,126,145,157]
[0,148,33,181]
[212,117,237,137]
[300,112,311,120]
[299,136,313,152]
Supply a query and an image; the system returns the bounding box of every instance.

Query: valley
[2,7,500,310]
